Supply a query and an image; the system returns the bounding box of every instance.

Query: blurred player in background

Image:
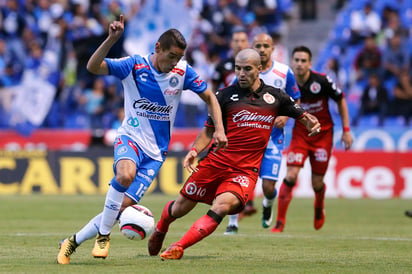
[271,45,353,233]
[57,15,227,264]
[148,48,321,260]
[225,32,301,235]
[211,27,250,92]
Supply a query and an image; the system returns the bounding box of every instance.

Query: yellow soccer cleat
[57,235,78,264]
[92,233,110,259]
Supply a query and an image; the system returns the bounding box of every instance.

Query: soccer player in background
[148,48,321,260]
[57,15,228,264]
[225,32,301,235]
[271,46,353,233]
[211,27,250,92]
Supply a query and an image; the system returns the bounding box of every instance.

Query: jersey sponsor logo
[272,68,286,78]
[310,82,321,94]
[232,110,274,123]
[263,93,275,104]
[287,152,304,164]
[133,98,173,121]
[127,117,140,127]
[171,67,185,76]
[134,63,150,70]
[233,175,250,187]
[314,148,328,162]
[230,94,239,101]
[164,88,179,95]
[273,79,283,88]
[169,76,179,87]
[300,100,323,113]
[137,171,152,183]
[147,169,155,176]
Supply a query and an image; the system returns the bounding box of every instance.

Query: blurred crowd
[317,0,412,126]
[0,0,410,133]
[0,0,295,131]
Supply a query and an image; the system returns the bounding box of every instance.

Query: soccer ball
[119,204,155,240]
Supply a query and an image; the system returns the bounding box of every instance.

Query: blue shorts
[113,135,163,203]
[259,144,283,181]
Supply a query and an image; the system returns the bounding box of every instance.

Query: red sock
[156,200,176,233]
[176,214,219,249]
[314,184,326,208]
[276,181,293,222]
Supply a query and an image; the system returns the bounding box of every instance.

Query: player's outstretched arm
[298,112,321,136]
[198,89,228,151]
[184,127,214,173]
[87,15,125,75]
[337,97,353,150]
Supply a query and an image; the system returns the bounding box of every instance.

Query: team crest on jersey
[310,82,321,94]
[233,175,250,187]
[169,76,179,87]
[273,79,283,88]
[185,182,197,195]
[117,146,128,155]
[263,93,275,104]
[314,148,328,162]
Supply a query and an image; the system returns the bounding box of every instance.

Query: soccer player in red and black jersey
[271,46,353,233]
[148,48,321,259]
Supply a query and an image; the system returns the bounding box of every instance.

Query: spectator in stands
[0,0,27,67]
[79,77,106,129]
[248,0,282,34]
[349,1,381,45]
[354,35,382,85]
[382,32,409,82]
[352,73,389,126]
[392,70,412,125]
[297,0,317,20]
[198,0,241,58]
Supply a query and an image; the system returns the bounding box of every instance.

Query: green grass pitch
[1,194,411,273]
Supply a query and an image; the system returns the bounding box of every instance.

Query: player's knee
[283,178,296,188]
[115,172,134,187]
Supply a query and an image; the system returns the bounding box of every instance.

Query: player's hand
[303,113,321,137]
[184,149,199,173]
[274,116,288,128]
[108,14,124,41]
[341,131,353,151]
[212,129,228,153]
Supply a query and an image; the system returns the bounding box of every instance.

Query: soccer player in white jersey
[57,15,227,264]
[224,33,301,235]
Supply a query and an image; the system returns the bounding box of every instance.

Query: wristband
[190,147,198,153]
[343,126,350,132]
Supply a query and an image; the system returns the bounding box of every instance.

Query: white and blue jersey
[106,54,207,162]
[259,61,300,180]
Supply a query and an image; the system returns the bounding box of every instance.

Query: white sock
[99,185,124,235]
[228,214,239,227]
[75,213,102,244]
[263,197,274,208]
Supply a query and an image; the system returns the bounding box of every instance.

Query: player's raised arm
[87,15,125,75]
